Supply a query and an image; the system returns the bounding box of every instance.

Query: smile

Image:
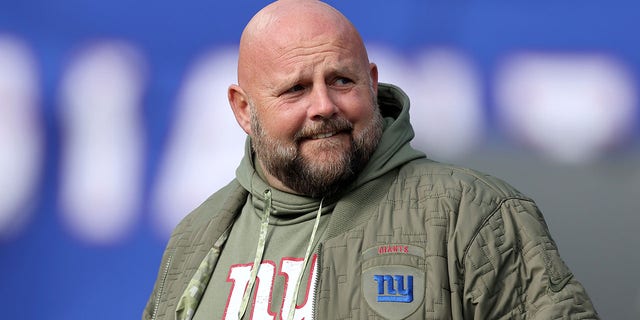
[309,132,338,139]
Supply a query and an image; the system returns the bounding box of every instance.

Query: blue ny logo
[373,274,414,303]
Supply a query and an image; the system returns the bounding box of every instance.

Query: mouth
[309,131,339,140]
[297,119,354,142]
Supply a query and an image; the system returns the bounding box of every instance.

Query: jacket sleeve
[461,198,599,319]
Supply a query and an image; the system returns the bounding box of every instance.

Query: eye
[285,84,305,94]
[334,77,353,86]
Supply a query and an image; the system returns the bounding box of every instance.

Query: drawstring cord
[237,189,272,319]
[237,189,324,320]
[286,197,323,320]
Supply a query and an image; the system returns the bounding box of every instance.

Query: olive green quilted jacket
[143,84,598,319]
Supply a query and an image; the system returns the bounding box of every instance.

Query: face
[239,30,383,197]
[249,85,383,197]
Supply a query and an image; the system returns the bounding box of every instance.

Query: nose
[308,85,338,120]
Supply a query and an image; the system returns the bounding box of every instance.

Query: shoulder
[392,158,537,253]
[397,158,527,200]
[171,179,248,237]
[394,158,531,210]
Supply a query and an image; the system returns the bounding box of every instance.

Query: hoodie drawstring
[237,189,324,320]
[237,189,272,319]
[286,197,323,320]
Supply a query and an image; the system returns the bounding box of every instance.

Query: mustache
[294,117,353,140]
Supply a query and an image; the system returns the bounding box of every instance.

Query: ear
[228,84,252,135]
[369,62,379,94]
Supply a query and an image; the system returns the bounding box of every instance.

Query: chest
[193,205,330,320]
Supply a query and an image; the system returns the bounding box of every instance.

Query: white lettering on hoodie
[224,255,318,320]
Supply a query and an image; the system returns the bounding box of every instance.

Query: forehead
[272,31,356,65]
[259,35,364,85]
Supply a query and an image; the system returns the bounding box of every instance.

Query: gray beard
[250,102,384,198]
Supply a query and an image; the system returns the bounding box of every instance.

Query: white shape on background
[0,34,42,240]
[58,41,146,245]
[367,44,415,95]
[368,46,484,160]
[151,47,246,238]
[495,52,637,163]
[410,48,484,159]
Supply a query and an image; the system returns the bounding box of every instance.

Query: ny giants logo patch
[361,244,425,319]
[373,274,414,303]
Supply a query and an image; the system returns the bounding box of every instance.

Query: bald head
[227,0,381,196]
[241,0,355,41]
[237,0,370,90]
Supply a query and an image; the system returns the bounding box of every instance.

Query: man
[143,1,598,319]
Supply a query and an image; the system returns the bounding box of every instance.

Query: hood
[349,83,426,190]
[235,82,426,202]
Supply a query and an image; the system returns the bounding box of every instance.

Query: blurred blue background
[0,1,638,319]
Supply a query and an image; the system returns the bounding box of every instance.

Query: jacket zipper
[151,252,174,320]
[312,244,322,320]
